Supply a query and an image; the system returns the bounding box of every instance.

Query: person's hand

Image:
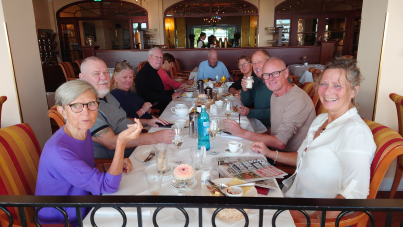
[250,141,271,157]
[237,106,249,116]
[187,79,194,85]
[146,118,170,127]
[179,84,187,89]
[146,108,152,114]
[117,118,143,144]
[172,92,181,99]
[141,102,152,113]
[223,119,245,137]
[122,158,133,173]
[153,130,173,143]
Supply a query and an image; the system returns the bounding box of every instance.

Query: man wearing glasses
[197,49,230,80]
[237,50,273,128]
[136,47,181,112]
[224,57,315,158]
[79,56,173,159]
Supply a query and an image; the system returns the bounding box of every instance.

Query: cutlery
[143,150,155,162]
[207,180,227,197]
[219,182,255,189]
[238,113,241,125]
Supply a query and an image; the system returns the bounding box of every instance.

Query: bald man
[79,56,172,159]
[197,49,230,80]
[224,57,316,156]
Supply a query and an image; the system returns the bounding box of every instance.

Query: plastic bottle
[198,105,210,150]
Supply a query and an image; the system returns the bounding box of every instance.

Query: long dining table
[83,96,296,227]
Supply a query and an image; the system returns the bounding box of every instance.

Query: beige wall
[356,0,388,121]
[2,0,51,148]
[32,0,52,30]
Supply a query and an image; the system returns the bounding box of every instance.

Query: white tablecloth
[189,67,198,80]
[82,98,296,227]
[288,64,324,84]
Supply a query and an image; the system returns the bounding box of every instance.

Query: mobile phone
[156,122,173,128]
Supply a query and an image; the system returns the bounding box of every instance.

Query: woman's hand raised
[117,118,143,145]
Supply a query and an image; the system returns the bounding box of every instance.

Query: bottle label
[202,122,209,136]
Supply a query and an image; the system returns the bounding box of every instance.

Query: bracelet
[139,109,145,114]
[274,150,279,164]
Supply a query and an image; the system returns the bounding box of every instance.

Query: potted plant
[233,32,241,47]
[189,34,195,48]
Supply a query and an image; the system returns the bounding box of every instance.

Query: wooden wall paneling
[95,46,321,71]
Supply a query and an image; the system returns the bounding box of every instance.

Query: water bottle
[198,105,210,150]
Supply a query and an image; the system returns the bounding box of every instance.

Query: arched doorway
[164,0,258,48]
[57,0,148,62]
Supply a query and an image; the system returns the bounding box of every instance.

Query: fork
[143,150,155,162]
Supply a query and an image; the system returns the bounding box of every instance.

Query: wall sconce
[166,21,174,47]
[252,19,258,27]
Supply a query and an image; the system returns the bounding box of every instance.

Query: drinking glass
[221,75,226,83]
[172,126,184,162]
[146,168,163,195]
[154,143,169,174]
[224,100,233,119]
[190,147,203,170]
[208,119,219,155]
[214,117,225,135]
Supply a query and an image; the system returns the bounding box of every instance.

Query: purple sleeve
[55,146,122,195]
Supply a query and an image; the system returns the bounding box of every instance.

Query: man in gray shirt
[79,56,172,159]
[224,57,316,153]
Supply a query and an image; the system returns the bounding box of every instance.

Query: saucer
[224,148,243,155]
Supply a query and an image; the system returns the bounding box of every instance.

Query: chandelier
[203,16,221,25]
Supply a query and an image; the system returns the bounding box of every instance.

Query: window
[297,18,318,46]
[191,25,238,48]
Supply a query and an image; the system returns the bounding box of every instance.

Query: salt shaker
[201,169,211,189]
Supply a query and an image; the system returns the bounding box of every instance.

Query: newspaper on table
[211,156,287,182]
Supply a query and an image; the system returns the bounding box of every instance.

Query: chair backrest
[75,59,83,69]
[388,93,403,167]
[47,105,65,128]
[0,123,41,223]
[169,63,179,79]
[302,82,319,108]
[137,61,147,73]
[59,62,76,81]
[0,96,7,128]
[174,59,181,73]
[308,67,323,81]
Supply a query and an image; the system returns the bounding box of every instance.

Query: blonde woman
[110,60,153,119]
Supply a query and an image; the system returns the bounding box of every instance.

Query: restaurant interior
[0,0,403,226]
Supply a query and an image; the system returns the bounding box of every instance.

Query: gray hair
[80,56,103,75]
[55,80,99,107]
[148,47,161,56]
[315,58,363,107]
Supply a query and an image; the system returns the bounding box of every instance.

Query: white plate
[202,178,257,197]
[224,148,243,155]
[173,98,185,102]
[144,163,174,178]
[134,148,172,163]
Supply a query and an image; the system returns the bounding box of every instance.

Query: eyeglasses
[152,55,163,60]
[116,60,130,65]
[68,101,100,113]
[261,69,286,80]
[238,61,250,68]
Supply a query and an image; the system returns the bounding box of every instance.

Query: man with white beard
[79,56,172,159]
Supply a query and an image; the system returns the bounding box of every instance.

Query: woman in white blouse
[251,58,376,218]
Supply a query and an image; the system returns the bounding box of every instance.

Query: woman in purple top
[35,80,143,227]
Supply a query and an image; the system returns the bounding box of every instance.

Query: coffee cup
[185,92,193,98]
[228,141,242,152]
[175,119,186,129]
[171,106,189,117]
[215,100,223,108]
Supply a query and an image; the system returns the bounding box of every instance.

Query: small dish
[134,148,172,163]
[225,186,243,197]
[224,148,243,155]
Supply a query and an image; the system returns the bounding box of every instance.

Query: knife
[207,180,227,197]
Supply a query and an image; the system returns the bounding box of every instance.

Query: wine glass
[224,100,233,119]
[171,163,197,220]
[172,126,184,162]
[207,119,219,155]
[214,117,224,136]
